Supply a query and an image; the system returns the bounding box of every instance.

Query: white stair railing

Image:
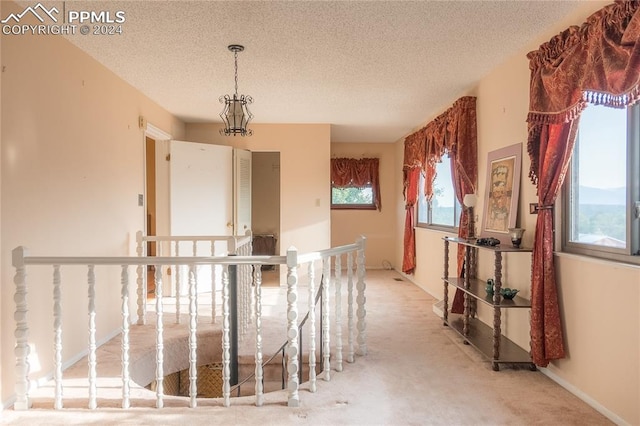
[135,232,253,326]
[11,236,367,411]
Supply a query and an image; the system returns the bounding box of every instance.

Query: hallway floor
[1,270,612,425]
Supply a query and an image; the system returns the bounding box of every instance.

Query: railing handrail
[13,254,286,267]
[140,235,239,242]
[14,243,363,268]
[297,242,360,264]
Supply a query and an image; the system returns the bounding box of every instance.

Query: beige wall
[330,143,397,269]
[397,1,639,424]
[185,123,331,256]
[0,0,185,404]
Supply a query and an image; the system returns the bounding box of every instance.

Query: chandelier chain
[234,50,239,96]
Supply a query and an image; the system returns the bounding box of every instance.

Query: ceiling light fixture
[219,44,253,136]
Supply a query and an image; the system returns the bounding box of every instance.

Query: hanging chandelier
[219,44,253,136]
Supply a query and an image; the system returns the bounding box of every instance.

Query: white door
[170,140,233,238]
[169,140,233,293]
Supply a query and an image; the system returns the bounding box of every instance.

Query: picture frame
[480,143,522,245]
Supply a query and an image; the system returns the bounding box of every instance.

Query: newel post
[13,246,31,410]
[356,236,367,356]
[286,246,300,407]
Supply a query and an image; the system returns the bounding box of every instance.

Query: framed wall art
[480,143,522,245]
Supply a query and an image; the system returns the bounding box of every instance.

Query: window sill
[331,205,377,211]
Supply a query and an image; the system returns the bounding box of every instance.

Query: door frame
[142,121,172,248]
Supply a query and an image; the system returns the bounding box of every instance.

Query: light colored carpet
[1,270,612,425]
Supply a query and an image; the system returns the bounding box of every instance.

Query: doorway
[251,152,281,284]
[145,137,157,296]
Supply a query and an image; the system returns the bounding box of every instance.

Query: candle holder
[508,228,525,248]
[463,194,477,241]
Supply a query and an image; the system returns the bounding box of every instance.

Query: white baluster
[321,257,331,381]
[286,247,300,407]
[335,255,343,372]
[221,265,231,407]
[53,265,63,409]
[242,261,249,338]
[211,240,216,324]
[155,266,164,408]
[308,260,317,392]
[175,241,181,324]
[245,262,250,337]
[247,246,256,323]
[238,259,245,341]
[347,252,355,363]
[87,265,97,409]
[254,266,264,406]
[12,247,31,411]
[121,265,131,409]
[188,264,198,408]
[136,231,146,325]
[356,236,367,356]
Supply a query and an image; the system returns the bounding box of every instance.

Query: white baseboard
[539,367,628,426]
[432,300,444,318]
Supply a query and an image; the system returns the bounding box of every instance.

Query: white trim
[141,122,172,247]
[539,367,629,426]
[144,122,172,141]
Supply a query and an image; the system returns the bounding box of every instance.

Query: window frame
[416,156,461,232]
[330,184,377,210]
[561,102,640,265]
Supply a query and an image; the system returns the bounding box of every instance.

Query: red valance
[527,0,640,185]
[331,157,381,211]
[403,96,477,200]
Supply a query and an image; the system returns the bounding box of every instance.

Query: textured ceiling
[57,1,586,143]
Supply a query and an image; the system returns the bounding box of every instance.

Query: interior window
[331,185,375,210]
[563,103,640,263]
[417,155,461,229]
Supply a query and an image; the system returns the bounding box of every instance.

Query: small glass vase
[508,228,525,248]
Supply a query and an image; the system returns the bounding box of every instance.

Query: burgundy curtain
[402,130,426,273]
[331,158,381,211]
[448,97,478,313]
[402,167,420,274]
[526,0,640,366]
[402,96,477,284]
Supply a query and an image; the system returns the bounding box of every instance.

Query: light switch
[138,194,144,206]
[315,198,321,207]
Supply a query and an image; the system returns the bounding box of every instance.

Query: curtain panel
[402,168,420,274]
[526,0,640,367]
[331,158,381,211]
[401,96,477,279]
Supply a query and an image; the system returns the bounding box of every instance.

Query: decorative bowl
[500,288,519,299]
